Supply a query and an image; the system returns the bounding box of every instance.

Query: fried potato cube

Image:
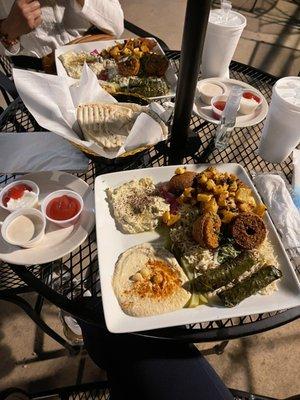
[206,179,216,191]
[218,192,228,207]
[214,184,229,195]
[247,196,257,207]
[221,210,236,224]
[226,196,237,210]
[109,46,120,59]
[141,44,150,53]
[198,174,208,184]
[162,211,180,226]
[123,48,132,56]
[254,203,267,217]
[183,187,195,198]
[133,48,143,58]
[197,193,212,202]
[229,180,238,192]
[175,167,186,175]
[203,198,218,214]
[235,187,252,202]
[162,211,171,223]
[238,203,253,213]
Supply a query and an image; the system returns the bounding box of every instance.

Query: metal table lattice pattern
[0,51,299,342]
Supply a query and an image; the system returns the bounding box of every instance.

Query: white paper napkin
[13,65,168,159]
[0,132,89,174]
[253,174,300,263]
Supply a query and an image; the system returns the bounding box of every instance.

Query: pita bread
[77,102,149,150]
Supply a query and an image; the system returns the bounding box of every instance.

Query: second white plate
[55,38,177,101]
[194,78,269,128]
[0,171,95,265]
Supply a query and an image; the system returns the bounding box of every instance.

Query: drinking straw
[221,0,232,24]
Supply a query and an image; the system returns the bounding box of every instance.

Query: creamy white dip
[7,190,37,211]
[107,177,169,234]
[6,214,42,244]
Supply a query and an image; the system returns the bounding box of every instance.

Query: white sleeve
[74,0,124,38]
[0,40,21,56]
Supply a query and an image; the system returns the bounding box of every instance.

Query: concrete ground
[0,294,299,398]
[1,0,300,398]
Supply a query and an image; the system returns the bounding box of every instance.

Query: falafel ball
[192,212,221,250]
[231,212,266,250]
[168,171,197,195]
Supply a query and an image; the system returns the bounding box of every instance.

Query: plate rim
[95,163,300,333]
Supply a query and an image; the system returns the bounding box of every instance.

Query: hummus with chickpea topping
[113,243,191,317]
[107,177,169,233]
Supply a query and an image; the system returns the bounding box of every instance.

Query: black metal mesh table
[0,51,299,343]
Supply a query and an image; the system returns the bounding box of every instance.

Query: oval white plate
[194,78,269,128]
[0,171,94,265]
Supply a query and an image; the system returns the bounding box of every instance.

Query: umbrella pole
[169,0,211,164]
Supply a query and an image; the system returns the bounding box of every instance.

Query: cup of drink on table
[201,1,246,79]
[258,77,300,163]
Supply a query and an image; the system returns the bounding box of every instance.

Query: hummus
[107,177,169,233]
[113,243,191,317]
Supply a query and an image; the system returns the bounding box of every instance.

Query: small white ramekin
[41,189,83,228]
[0,180,39,212]
[211,94,229,120]
[198,80,228,105]
[239,90,263,115]
[1,208,46,248]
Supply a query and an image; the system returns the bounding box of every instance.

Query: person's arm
[73,0,124,38]
[0,0,42,55]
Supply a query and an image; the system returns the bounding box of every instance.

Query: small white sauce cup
[198,80,227,105]
[239,89,262,115]
[211,94,229,120]
[1,208,46,248]
[41,189,83,228]
[0,180,39,212]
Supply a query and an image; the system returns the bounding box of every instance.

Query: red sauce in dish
[3,184,32,206]
[243,92,260,103]
[213,101,226,111]
[46,195,80,221]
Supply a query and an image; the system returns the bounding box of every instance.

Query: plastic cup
[201,9,247,79]
[258,77,300,163]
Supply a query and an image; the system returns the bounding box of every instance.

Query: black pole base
[182,128,203,158]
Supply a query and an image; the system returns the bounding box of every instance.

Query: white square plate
[55,38,177,100]
[95,164,300,333]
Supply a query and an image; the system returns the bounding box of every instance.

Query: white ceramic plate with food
[194,78,269,128]
[0,171,94,265]
[95,163,300,333]
[55,38,177,100]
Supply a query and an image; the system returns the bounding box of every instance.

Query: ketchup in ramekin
[42,190,83,228]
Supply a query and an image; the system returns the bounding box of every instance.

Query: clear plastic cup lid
[209,8,246,27]
[275,77,300,109]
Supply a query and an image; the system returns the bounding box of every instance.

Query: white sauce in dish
[6,215,43,244]
[201,83,224,98]
[6,190,37,210]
